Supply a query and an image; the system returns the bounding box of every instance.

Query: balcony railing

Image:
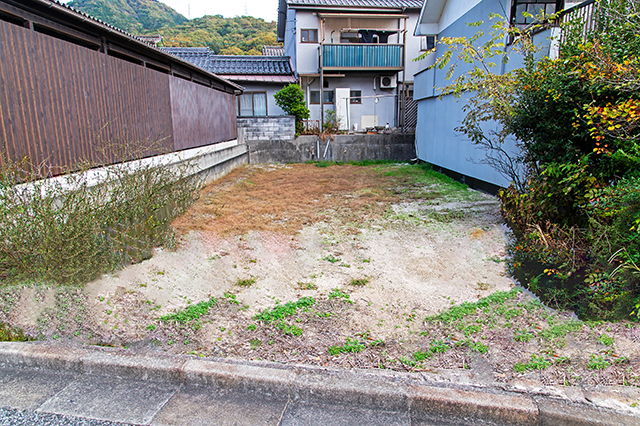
[322,44,404,69]
[559,0,598,44]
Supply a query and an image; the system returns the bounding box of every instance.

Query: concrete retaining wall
[247,133,416,164]
[237,116,296,141]
[24,141,248,196]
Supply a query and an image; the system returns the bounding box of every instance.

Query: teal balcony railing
[322,44,404,69]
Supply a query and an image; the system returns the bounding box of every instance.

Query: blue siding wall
[284,9,297,72]
[414,0,554,188]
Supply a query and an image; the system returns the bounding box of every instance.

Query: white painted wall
[235,82,288,117]
[296,11,321,75]
[302,73,398,128]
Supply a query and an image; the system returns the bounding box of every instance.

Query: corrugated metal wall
[0,19,236,173]
[169,77,237,151]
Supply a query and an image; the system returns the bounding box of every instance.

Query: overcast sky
[160,0,279,21]
[161,0,278,21]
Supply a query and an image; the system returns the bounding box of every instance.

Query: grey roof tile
[161,48,295,76]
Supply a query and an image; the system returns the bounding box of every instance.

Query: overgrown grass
[0,322,29,342]
[0,156,199,285]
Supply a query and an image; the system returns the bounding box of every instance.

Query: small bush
[274,84,310,135]
[0,156,199,285]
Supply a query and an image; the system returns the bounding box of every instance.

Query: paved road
[0,365,488,426]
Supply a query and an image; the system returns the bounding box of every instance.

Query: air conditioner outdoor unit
[380,75,397,89]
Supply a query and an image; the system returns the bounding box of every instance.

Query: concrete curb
[0,342,637,425]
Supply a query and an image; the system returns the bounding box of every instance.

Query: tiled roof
[209,56,294,75]
[18,2,241,91]
[162,48,296,82]
[262,45,285,56]
[161,47,212,69]
[287,0,423,9]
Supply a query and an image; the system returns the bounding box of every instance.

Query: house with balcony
[277,0,425,130]
[412,0,587,190]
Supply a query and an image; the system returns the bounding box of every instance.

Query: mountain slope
[67,0,187,32]
[145,15,277,55]
[67,0,279,55]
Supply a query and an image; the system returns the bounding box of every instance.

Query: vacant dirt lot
[1,163,638,399]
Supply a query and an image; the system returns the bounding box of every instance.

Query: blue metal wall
[413,0,553,188]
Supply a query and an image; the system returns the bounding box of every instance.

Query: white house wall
[296,11,321,75]
[303,73,397,129]
[238,83,287,117]
[403,13,422,83]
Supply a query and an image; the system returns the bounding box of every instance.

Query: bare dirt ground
[0,163,639,404]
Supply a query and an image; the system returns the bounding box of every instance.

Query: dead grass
[172,164,402,237]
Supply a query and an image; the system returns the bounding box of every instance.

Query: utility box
[335,88,350,131]
[361,115,378,129]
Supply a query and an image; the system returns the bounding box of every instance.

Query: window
[511,0,561,25]
[237,92,267,117]
[309,90,335,104]
[350,90,361,104]
[309,90,320,104]
[301,29,318,43]
[420,36,437,51]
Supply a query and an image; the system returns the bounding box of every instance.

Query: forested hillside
[67,0,278,55]
[144,15,277,55]
[68,0,187,32]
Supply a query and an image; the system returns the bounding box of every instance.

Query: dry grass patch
[172,164,403,236]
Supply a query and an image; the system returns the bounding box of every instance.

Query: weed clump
[328,288,353,303]
[514,354,551,373]
[349,277,370,286]
[329,337,366,355]
[160,297,217,325]
[254,297,316,323]
[236,277,256,287]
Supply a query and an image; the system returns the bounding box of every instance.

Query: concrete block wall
[237,116,295,141]
[246,133,416,164]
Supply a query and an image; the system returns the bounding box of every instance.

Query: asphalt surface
[0,342,638,425]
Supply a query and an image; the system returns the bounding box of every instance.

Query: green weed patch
[160,297,217,325]
[254,297,316,323]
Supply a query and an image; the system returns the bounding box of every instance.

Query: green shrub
[274,84,310,135]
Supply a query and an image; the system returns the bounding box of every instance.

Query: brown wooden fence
[0,18,237,174]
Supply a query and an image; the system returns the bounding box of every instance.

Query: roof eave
[27,0,243,92]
